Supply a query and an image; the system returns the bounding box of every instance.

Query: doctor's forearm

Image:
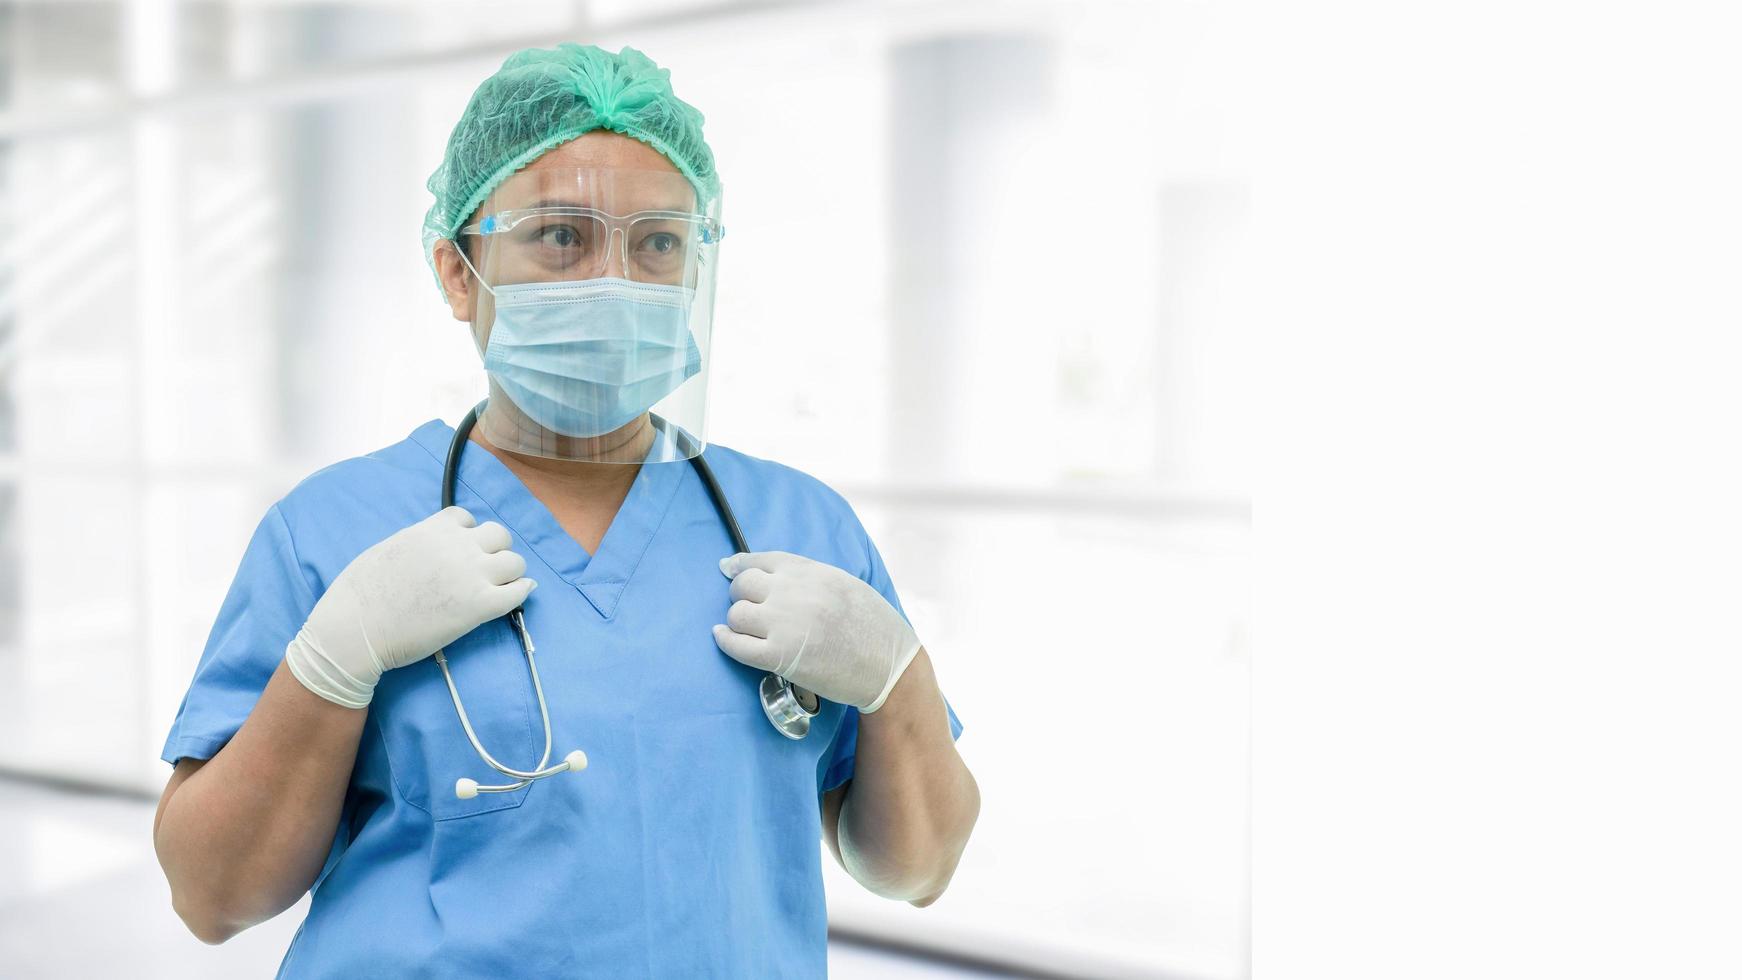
[836,649,980,906]
[154,658,364,943]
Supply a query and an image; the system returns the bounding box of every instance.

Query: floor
[0,777,1021,978]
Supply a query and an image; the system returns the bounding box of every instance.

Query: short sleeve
[818,531,963,794]
[160,504,320,766]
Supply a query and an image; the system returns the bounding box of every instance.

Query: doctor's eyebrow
[505,197,697,214]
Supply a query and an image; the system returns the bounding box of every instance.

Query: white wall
[0,3,1249,976]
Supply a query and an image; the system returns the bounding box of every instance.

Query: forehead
[496,130,691,210]
[483,161,696,216]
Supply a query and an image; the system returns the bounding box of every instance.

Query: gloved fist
[285,506,536,708]
[712,551,921,713]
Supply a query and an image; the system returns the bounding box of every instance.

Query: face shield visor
[454,167,724,463]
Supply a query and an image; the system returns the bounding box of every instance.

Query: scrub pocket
[374,618,542,820]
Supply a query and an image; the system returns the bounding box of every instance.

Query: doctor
[152,43,978,978]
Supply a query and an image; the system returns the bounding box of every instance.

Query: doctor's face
[432,132,695,355]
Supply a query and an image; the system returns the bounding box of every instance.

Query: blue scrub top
[161,419,963,979]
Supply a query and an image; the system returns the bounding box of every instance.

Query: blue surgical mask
[481,277,702,438]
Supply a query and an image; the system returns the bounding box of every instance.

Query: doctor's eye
[537,223,588,250]
[638,231,681,255]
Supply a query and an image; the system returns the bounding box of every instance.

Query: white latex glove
[284,506,536,709]
[713,551,922,713]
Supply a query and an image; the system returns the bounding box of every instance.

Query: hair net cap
[422,43,721,288]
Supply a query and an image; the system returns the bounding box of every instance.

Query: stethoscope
[437,402,820,800]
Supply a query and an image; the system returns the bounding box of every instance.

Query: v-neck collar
[410,419,685,620]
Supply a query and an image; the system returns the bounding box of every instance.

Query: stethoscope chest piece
[760,673,820,740]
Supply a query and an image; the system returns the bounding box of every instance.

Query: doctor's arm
[154,662,368,944]
[715,551,980,905]
[821,648,980,906]
[155,506,535,943]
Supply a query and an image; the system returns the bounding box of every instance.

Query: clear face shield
[453,167,723,463]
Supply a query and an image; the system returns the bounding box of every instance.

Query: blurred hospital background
[0,1,1249,977]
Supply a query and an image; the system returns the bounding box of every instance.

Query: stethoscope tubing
[435,612,558,782]
[437,402,816,796]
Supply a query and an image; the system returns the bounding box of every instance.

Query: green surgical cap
[421,43,720,283]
